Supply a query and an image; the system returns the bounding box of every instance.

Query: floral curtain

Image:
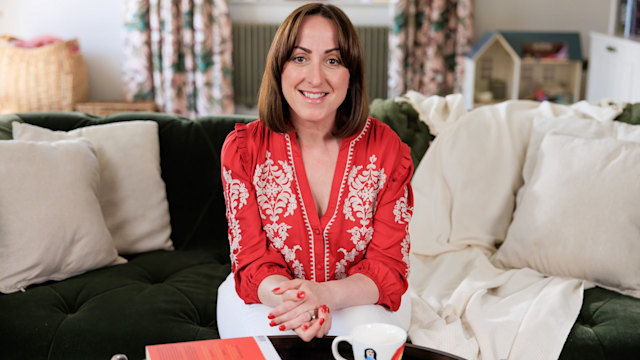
[123,0,234,117]
[388,0,473,97]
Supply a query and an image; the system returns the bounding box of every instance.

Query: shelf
[75,101,157,116]
[521,58,578,64]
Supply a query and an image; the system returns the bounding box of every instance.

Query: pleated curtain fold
[389,0,473,98]
[123,0,234,117]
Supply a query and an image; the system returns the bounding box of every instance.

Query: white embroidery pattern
[394,186,412,276]
[223,167,249,270]
[335,248,358,280]
[324,118,370,281]
[285,134,315,280]
[253,151,305,278]
[281,244,304,279]
[336,155,386,278]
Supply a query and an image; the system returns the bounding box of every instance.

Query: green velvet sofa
[0,109,639,360]
[0,111,254,360]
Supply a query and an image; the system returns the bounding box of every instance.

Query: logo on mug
[363,344,405,360]
[332,323,406,360]
[364,348,376,360]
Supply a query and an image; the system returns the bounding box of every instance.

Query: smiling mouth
[301,91,327,99]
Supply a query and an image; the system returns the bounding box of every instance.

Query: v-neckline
[288,133,351,229]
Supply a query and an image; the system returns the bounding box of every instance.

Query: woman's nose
[305,61,324,86]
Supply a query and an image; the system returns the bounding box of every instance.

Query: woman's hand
[294,304,331,341]
[261,274,379,341]
[267,279,333,339]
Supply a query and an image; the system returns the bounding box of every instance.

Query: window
[480,58,493,81]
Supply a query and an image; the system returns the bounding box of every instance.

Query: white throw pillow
[0,139,125,294]
[493,132,640,298]
[13,121,173,255]
[518,116,640,203]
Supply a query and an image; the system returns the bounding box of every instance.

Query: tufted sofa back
[0,112,256,256]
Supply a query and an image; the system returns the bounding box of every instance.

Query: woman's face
[281,15,350,129]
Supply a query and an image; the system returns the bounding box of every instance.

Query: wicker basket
[0,38,89,113]
[74,101,157,116]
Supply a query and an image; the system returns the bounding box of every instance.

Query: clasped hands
[267,279,332,342]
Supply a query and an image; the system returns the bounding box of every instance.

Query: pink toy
[11,35,63,48]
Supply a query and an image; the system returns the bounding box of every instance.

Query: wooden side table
[74,101,156,116]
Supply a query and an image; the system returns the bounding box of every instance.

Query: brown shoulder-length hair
[257,2,369,138]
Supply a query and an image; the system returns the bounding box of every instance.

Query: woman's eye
[328,58,341,65]
[292,56,306,63]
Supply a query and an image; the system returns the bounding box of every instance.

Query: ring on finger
[308,309,317,321]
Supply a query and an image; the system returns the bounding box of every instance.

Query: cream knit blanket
[405,95,619,360]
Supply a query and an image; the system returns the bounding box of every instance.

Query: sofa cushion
[0,249,230,360]
[13,121,174,255]
[560,287,640,360]
[493,132,640,298]
[520,116,640,196]
[0,138,123,294]
[370,97,433,170]
[0,112,254,254]
[493,116,640,298]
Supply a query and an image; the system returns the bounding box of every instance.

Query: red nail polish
[270,320,277,327]
[319,318,325,326]
[278,325,286,331]
[302,324,308,330]
[272,287,280,292]
[268,314,275,319]
[297,291,305,299]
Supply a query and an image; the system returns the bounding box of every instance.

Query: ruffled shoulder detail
[368,117,414,183]
[392,142,413,183]
[227,122,253,176]
[234,122,248,158]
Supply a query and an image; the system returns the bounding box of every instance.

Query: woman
[217,2,413,342]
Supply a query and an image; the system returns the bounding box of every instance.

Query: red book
[145,336,282,360]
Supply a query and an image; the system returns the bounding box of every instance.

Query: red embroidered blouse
[221,117,413,311]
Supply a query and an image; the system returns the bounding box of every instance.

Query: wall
[0,0,126,101]
[474,0,615,57]
[0,0,617,102]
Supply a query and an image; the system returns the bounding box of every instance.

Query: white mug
[331,323,407,360]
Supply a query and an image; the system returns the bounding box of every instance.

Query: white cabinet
[587,32,640,103]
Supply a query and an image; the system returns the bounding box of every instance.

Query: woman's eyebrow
[293,45,311,53]
[293,45,340,54]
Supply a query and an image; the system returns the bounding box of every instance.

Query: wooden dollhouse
[463,31,583,109]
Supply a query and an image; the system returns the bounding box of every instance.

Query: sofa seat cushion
[0,249,231,360]
[561,287,640,360]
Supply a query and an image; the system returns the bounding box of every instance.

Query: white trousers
[216,273,411,338]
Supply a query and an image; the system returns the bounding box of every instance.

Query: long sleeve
[347,134,414,311]
[221,125,292,304]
